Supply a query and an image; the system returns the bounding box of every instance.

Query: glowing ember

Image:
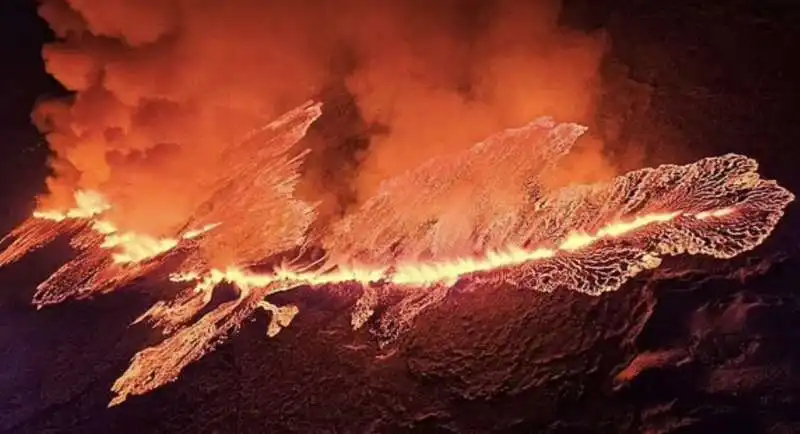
[0,103,793,406]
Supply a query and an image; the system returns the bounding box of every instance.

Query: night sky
[0,0,61,234]
[1,1,799,432]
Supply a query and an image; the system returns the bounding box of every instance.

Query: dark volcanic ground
[1,239,800,433]
[1,1,799,433]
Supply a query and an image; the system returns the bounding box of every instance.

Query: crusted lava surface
[1,236,800,433]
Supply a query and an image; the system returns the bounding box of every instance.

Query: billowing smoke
[35,0,613,234]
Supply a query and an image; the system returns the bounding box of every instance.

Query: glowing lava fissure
[175,207,724,291]
[0,101,794,406]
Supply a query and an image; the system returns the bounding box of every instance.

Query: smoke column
[35,0,612,231]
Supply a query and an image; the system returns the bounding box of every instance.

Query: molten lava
[32,190,111,222]
[0,102,793,406]
[184,208,727,291]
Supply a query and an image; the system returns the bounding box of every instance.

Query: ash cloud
[35,0,614,234]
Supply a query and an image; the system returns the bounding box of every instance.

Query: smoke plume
[35,0,612,233]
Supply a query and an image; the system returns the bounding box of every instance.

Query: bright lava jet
[0,101,793,406]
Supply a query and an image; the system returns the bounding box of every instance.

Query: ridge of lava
[0,101,793,405]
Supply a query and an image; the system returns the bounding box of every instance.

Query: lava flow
[0,102,794,406]
[184,207,726,292]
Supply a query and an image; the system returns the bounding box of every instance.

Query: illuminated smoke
[35,0,610,230]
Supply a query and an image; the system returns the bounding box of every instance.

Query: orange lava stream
[32,190,737,288]
[180,207,735,292]
[390,208,734,286]
[33,190,220,265]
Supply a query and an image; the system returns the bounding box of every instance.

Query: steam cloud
[35,0,612,234]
